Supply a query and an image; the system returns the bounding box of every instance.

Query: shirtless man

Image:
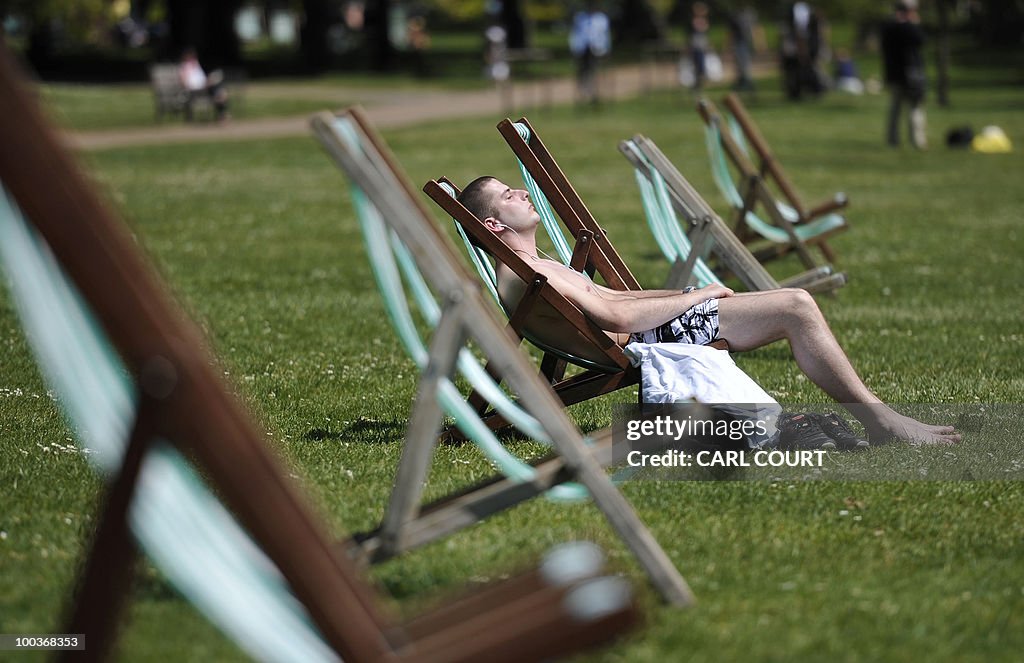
[456,176,960,445]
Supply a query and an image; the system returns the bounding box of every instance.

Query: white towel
[623,342,781,449]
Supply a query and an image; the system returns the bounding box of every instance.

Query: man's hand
[695,284,734,300]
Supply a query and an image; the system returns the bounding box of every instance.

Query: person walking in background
[727,5,761,92]
[569,0,611,106]
[178,47,229,122]
[484,22,510,85]
[881,0,927,148]
[407,15,432,78]
[779,2,823,100]
[685,2,712,91]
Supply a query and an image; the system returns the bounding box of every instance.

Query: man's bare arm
[589,283,726,301]
[552,267,725,301]
[535,264,732,333]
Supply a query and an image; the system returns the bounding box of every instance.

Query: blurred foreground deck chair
[619,134,846,295]
[312,106,698,607]
[697,93,849,271]
[0,49,641,662]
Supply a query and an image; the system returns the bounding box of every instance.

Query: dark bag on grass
[946,126,974,149]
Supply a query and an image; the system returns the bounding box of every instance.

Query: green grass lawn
[2,60,1023,661]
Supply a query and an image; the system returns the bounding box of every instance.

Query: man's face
[483,178,540,233]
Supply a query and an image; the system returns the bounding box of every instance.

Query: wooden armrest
[569,229,594,273]
[804,193,848,220]
[779,266,833,289]
[506,275,547,338]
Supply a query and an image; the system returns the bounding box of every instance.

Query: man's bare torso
[495,258,630,367]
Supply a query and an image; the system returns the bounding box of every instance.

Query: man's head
[457,175,500,224]
[456,176,539,245]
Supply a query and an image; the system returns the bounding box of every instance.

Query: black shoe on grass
[778,413,837,451]
[813,412,870,451]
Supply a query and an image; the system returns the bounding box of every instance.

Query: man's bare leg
[715,289,960,445]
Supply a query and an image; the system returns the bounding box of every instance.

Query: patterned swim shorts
[628,293,720,346]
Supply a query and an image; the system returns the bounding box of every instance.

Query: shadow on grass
[305,415,539,447]
[306,417,405,444]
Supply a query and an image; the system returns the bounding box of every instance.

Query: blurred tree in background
[164,0,241,66]
[0,0,1018,79]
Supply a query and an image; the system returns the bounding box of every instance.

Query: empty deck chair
[0,47,640,662]
[620,134,846,295]
[312,106,699,607]
[697,94,849,270]
[621,137,740,290]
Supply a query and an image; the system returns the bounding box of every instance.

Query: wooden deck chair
[697,94,849,270]
[621,136,742,291]
[0,48,641,662]
[422,117,731,432]
[498,117,643,291]
[460,114,730,368]
[423,177,642,432]
[619,134,847,295]
[312,106,699,607]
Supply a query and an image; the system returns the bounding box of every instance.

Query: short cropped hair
[456,175,499,221]
[456,175,499,254]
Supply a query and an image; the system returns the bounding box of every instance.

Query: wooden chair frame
[497,116,643,292]
[0,46,640,662]
[620,134,846,295]
[423,176,641,434]
[697,94,849,269]
[314,107,698,608]
[423,117,748,430]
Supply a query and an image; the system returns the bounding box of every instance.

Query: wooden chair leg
[60,396,160,663]
[819,240,837,264]
[380,301,468,555]
[540,353,568,384]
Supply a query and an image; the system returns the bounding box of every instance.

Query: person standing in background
[881,0,928,148]
[686,2,712,91]
[727,6,760,92]
[779,2,822,100]
[569,0,611,106]
[407,15,432,77]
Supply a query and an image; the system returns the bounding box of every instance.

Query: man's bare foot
[864,411,962,446]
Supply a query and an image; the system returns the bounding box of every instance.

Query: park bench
[148,62,247,122]
[149,62,207,121]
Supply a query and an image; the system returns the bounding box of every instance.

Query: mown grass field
[2,57,1023,661]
